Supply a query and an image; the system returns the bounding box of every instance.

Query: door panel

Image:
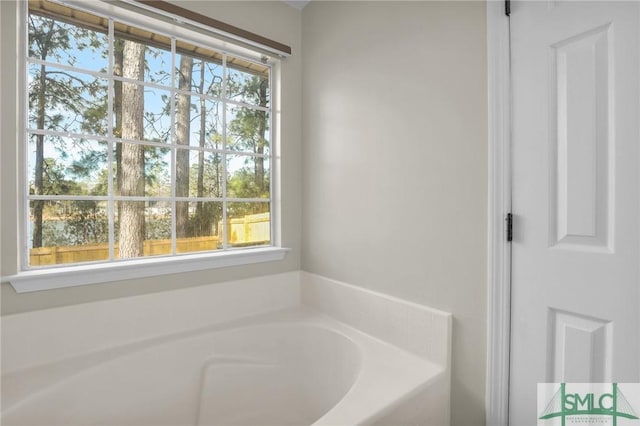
[509,2,639,424]
[549,24,612,251]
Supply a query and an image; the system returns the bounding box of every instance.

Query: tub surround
[302,272,451,369]
[2,272,301,373]
[2,271,451,425]
[302,272,452,425]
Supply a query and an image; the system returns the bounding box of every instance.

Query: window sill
[4,247,290,293]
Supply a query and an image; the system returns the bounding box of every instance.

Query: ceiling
[282,0,311,10]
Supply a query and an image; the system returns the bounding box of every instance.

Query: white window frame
[7,0,287,293]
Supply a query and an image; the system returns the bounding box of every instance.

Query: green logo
[539,383,639,426]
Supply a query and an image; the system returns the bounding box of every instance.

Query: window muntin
[26,1,273,268]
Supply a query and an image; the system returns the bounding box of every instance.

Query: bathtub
[2,272,451,425]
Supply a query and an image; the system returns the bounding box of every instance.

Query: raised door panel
[549,25,612,251]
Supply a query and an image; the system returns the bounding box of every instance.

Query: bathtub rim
[2,307,446,426]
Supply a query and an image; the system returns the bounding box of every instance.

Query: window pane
[175,201,222,253]
[226,202,270,247]
[113,83,171,143]
[178,98,223,149]
[29,200,109,266]
[226,155,270,199]
[176,49,223,98]
[113,36,171,86]
[144,87,171,143]
[226,104,270,155]
[114,143,171,197]
[28,135,108,196]
[28,13,108,72]
[145,45,173,87]
[144,145,172,197]
[115,201,171,259]
[226,56,269,107]
[28,64,108,135]
[174,149,223,198]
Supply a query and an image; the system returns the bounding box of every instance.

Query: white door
[509,1,640,424]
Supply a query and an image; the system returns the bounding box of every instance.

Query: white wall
[0,1,303,314]
[301,2,488,424]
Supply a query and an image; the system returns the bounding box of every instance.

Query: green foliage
[144,206,172,240]
[30,158,83,196]
[61,201,108,246]
[35,158,107,247]
[144,146,171,196]
[29,15,108,135]
[227,76,269,154]
[228,168,270,200]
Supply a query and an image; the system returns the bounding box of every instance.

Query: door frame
[486,1,512,425]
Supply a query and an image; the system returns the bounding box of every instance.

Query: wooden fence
[225,212,270,246]
[30,212,270,266]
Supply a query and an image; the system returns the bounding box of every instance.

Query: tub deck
[2,307,446,426]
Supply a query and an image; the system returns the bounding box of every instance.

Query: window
[24,0,278,271]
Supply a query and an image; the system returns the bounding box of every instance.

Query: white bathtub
[2,272,451,425]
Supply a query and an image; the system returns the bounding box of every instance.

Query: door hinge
[505,0,511,16]
[506,213,513,242]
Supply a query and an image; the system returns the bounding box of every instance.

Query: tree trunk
[118,41,145,258]
[255,77,268,193]
[32,21,55,249]
[195,61,206,236]
[175,56,193,238]
[32,63,46,248]
[114,40,124,229]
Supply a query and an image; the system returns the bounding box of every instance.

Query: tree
[114,38,124,240]
[113,40,171,256]
[175,56,193,238]
[254,77,268,193]
[32,158,107,247]
[188,151,222,236]
[31,158,83,196]
[28,14,103,248]
[118,41,146,258]
[193,60,223,237]
[228,74,269,195]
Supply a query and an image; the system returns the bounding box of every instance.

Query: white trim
[5,247,289,293]
[19,0,29,272]
[486,1,512,425]
[221,54,229,250]
[107,17,115,262]
[270,60,281,248]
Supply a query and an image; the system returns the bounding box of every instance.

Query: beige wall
[301,2,488,424]
[0,1,303,314]
[2,1,489,422]
[0,0,3,303]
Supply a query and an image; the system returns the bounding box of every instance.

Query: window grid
[26,128,270,158]
[107,18,116,261]
[27,56,270,115]
[24,5,272,269]
[221,54,228,250]
[169,36,177,257]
